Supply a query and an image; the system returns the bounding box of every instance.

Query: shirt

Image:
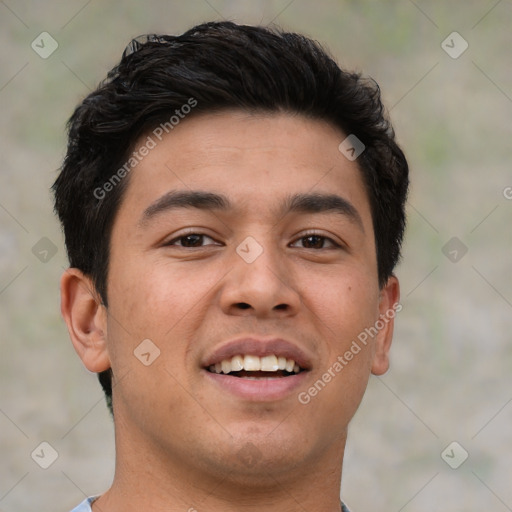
[70,496,352,511]
[70,496,99,512]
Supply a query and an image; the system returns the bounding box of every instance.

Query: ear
[371,275,400,376]
[60,268,111,373]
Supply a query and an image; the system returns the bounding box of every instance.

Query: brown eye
[166,233,218,247]
[302,235,326,249]
[291,234,338,249]
[179,234,204,247]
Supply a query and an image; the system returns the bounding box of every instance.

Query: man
[53,21,408,512]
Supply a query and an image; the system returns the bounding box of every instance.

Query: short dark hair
[53,21,409,414]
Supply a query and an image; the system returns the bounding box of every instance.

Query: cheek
[109,259,203,332]
[300,273,379,425]
[105,261,211,422]
[303,266,381,412]
[106,257,221,374]
[306,266,380,341]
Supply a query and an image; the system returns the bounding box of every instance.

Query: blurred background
[1,1,511,510]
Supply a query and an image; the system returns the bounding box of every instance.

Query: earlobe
[60,268,111,373]
[371,275,400,376]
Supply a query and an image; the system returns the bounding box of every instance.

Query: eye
[290,233,340,250]
[166,233,219,248]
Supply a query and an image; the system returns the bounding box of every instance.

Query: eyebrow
[139,190,364,231]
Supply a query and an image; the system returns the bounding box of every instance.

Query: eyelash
[165,231,341,250]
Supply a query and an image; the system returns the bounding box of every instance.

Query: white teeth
[231,354,244,371]
[221,359,231,374]
[208,354,302,375]
[260,355,279,371]
[244,355,261,371]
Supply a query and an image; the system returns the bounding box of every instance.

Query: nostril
[236,303,251,309]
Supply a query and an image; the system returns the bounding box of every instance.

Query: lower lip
[202,370,309,401]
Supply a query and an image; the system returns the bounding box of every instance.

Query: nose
[219,238,301,319]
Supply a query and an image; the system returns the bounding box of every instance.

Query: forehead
[117,110,372,227]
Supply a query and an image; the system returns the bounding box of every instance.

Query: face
[75,111,398,483]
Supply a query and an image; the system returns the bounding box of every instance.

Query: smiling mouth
[206,354,304,379]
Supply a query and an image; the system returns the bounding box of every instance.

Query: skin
[61,110,399,512]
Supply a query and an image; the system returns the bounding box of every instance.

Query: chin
[208,429,313,481]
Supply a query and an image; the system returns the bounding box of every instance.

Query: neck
[94,425,347,512]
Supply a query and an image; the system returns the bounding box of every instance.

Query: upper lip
[202,337,313,370]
